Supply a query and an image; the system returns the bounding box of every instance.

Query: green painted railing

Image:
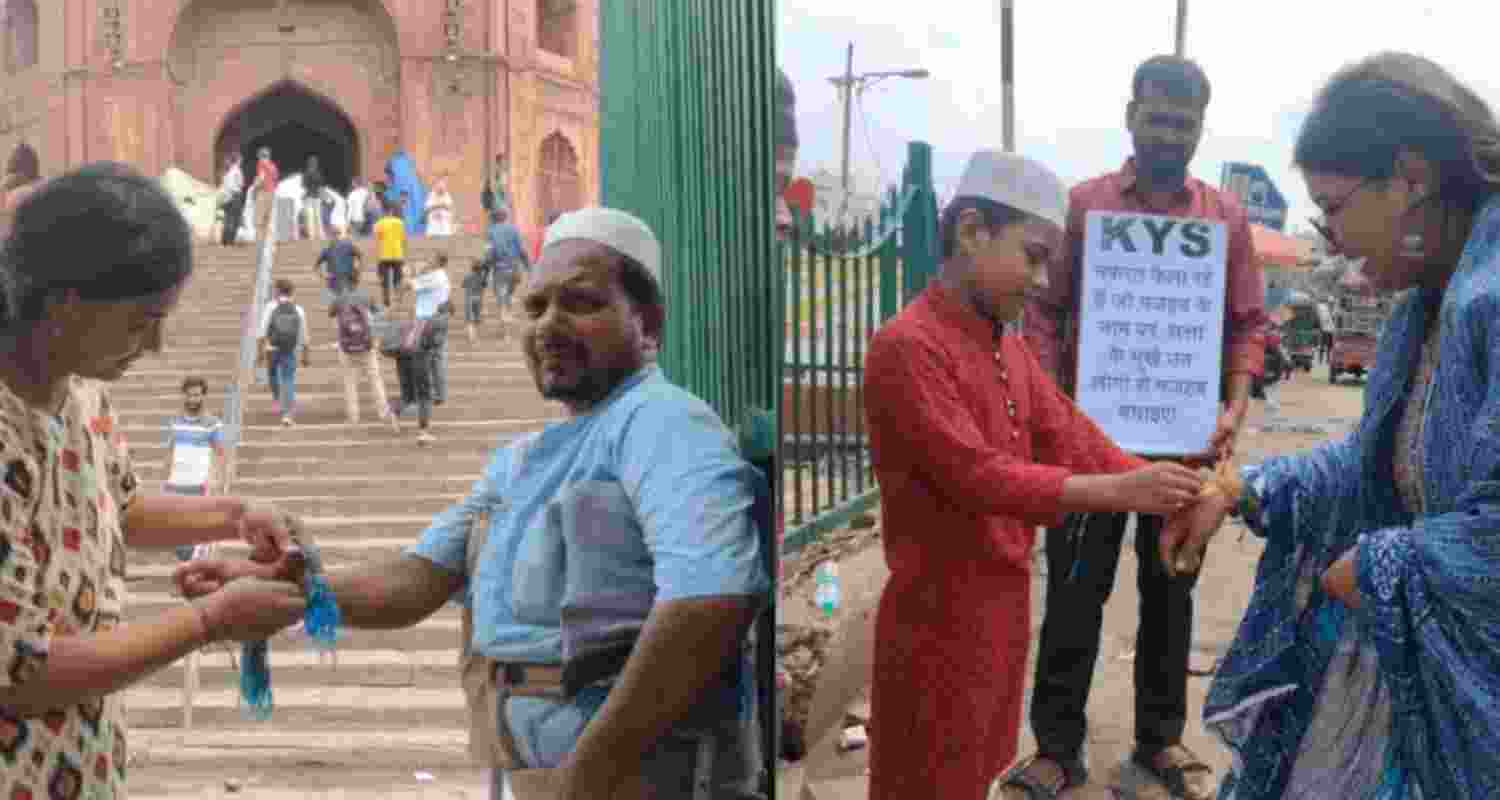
[781,142,939,554]
[599,1,779,460]
[599,1,779,785]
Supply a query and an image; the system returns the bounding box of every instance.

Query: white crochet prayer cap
[543,206,662,282]
[952,150,1067,229]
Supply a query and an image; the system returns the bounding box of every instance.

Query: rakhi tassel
[237,529,342,720]
[239,639,274,721]
[296,534,341,650]
[301,572,341,650]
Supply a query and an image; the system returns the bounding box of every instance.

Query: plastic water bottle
[814,561,840,618]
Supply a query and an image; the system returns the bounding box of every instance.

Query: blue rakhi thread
[239,533,342,721]
[239,639,273,720]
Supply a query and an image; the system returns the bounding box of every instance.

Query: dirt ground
[778,368,1364,799]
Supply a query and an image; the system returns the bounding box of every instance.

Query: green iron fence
[599,0,780,782]
[781,142,940,554]
[599,1,779,458]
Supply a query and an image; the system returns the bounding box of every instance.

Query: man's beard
[1137,146,1190,191]
[535,360,642,411]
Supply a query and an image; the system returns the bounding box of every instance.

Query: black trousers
[221,194,245,246]
[395,351,434,428]
[1030,511,1200,762]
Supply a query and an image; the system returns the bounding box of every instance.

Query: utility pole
[839,43,855,208]
[1175,0,1188,56]
[830,45,929,219]
[1001,0,1015,151]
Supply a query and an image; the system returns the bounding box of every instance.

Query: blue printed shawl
[1206,196,1500,800]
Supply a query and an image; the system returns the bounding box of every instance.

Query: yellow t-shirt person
[374,214,406,262]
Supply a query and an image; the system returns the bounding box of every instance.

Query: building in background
[1220,161,1289,231]
[0,0,599,235]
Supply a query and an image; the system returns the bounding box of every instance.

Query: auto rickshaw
[1281,292,1322,372]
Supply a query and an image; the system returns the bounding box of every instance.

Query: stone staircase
[116,236,560,797]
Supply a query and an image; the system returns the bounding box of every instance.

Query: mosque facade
[0,0,599,234]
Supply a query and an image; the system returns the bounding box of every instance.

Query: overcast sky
[778,1,1487,232]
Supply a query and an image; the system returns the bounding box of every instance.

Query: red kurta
[863,284,1146,800]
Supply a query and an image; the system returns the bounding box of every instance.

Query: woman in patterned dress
[1164,52,1500,799]
[0,162,308,799]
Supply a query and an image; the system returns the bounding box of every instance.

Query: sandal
[1132,744,1214,800]
[994,754,1087,799]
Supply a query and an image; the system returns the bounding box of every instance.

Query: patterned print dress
[0,376,137,799]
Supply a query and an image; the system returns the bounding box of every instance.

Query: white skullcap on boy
[952,150,1068,228]
[543,207,662,283]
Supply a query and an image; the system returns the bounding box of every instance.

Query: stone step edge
[158,648,458,669]
[125,685,467,711]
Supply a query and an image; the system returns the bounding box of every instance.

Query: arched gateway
[215,82,359,191]
[167,0,400,188]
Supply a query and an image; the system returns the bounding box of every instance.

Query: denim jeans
[492,268,514,308]
[164,484,208,560]
[268,349,299,416]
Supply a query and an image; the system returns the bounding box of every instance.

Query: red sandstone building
[0,0,599,234]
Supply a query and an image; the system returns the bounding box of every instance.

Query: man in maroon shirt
[1008,55,1267,800]
[862,150,1207,800]
[252,146,280,243]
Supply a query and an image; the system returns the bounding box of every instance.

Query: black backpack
[268,301,301,353]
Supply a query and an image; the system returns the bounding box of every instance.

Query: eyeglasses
[1308,178,1378,251]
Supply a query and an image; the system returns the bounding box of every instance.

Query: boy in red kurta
[863,151,1206,800]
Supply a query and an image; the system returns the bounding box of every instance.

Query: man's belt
[493,661,566,697]
[491,642,636,698]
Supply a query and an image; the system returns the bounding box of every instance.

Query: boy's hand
[1107,463,1205,515]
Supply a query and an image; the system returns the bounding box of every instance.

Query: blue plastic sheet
[384,151,428,235]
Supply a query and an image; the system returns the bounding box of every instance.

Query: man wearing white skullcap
[857,151,1205,800]
[205,205,766,799]
[198,206,768,799]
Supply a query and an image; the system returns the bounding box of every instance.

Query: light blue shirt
[408,365,768,663]
[411,269,451,321]
[408,367,767,767]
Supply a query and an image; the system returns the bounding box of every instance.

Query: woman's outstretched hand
[176,552,306,599]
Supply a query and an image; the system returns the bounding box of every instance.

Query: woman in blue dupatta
[1162,52,1500,800]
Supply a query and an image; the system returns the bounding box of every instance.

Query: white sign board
[1074,211,1227,456]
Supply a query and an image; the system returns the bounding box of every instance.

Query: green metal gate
[599,0,780,782]
[600,1,780,459]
